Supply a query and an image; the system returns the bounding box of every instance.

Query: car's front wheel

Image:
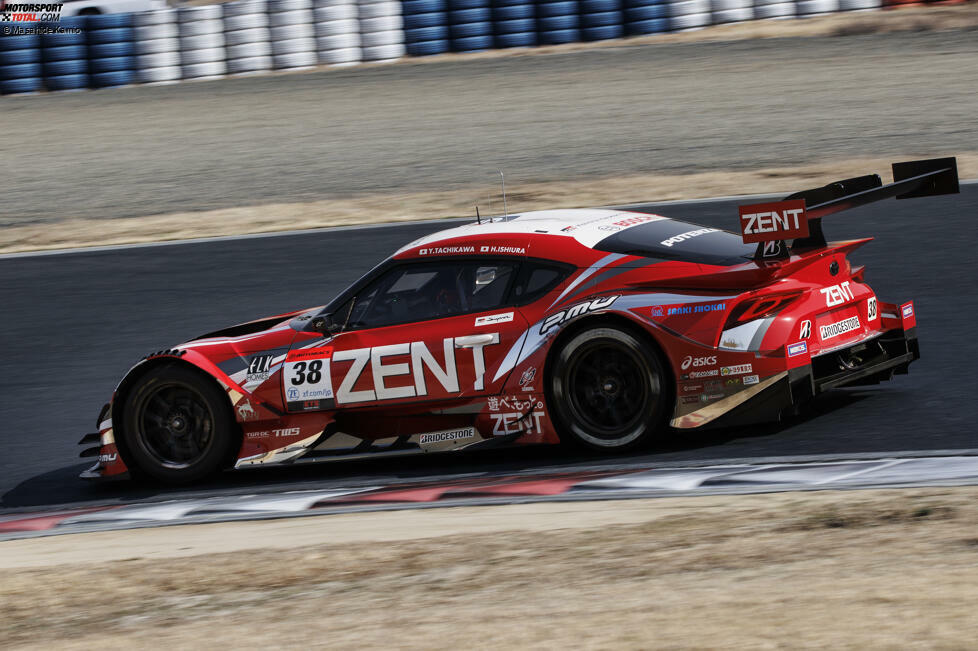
[118,364,237,484]
[549,326,669,451]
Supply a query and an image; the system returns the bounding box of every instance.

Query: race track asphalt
[1,187,976,511]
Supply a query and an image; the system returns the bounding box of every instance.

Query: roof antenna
[476,205,481,224]
[498,170,508,217]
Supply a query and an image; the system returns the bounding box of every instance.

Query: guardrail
[1,0,891,94]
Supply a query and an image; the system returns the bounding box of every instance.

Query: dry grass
[2,486,977,649]
[3,153,976,254]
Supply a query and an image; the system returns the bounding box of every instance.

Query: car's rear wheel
[119,364,237,484]
[549,326,669,451]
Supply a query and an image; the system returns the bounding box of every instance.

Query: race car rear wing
[738,157,959,260]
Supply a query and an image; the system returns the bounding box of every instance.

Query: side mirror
[311,315,341,334]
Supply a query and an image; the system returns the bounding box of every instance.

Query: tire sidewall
[548,326,668,451]
[118,364,237,484]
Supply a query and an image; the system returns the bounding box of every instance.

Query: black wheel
[118,364,237,484]
[549,326,669,451]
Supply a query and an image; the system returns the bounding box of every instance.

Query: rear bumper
[705,326,918,429]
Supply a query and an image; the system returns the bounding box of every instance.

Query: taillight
[725,291,803,328]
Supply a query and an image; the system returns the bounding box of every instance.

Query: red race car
[80,157,957,484]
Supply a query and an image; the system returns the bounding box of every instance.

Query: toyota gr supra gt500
[80,157,958,484]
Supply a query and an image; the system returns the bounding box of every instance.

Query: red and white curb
[2,455,976,540]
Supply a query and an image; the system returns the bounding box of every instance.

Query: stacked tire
[711,0,752,23]
[0,32,43,95]
[403,0,450,57]
[623,0,668,35]
[178,5,226,80]
[447,0,492,52]
[358,0,405,62]
[39,17,88,91]
[536,0,580,45]
[269,0,317,70]
[752,0,795,19]
[795,0,838,16]
[134,9,182,84]
[838,0,881,9]
[667,0,711,30]
[314,0,362,65]
[580,0,624,41]
[224,0,273,75]
[87,13,137,89]
[491,0,536,49]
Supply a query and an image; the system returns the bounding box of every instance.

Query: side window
[341,261,519,330]
[509,261,574,305]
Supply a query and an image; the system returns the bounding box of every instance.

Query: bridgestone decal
[819,316,860,340]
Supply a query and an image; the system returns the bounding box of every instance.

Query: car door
[282,259,529,413]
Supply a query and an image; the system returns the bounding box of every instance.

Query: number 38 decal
[283,349,335,403]
[290,360,324,385]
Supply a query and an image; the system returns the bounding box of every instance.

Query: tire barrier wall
[1,0,891,93]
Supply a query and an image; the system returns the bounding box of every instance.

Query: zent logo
[681,355,717,370]
[738,200,808,243]
[820,281,854,307]
[799,320,811,339]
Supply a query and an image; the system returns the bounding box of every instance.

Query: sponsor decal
[98,453,117,464]
[820,281,854,307]
[867,297,878,321]
[246,427,301,439]
[479,246,526,255]
[681,383,703,393]
[519,367,536,386]
[700,393,724,403]
[761,240,784,258]
[681,395,700,404]
[721,364,752,376]
[419,427,477,445]
[799,320,811,339]
[725,377,741,387]
[819,316,860,341]
[332,335,500,404]
[743,374,759,386]
[236,399,258,421]
[540,295,620,335]
[705,380,723,392]
[649,306,664,318]
[666,302,726,316]
[902,303,914,318]
[475,312,514,327]
[660,228,718,248]
[688,369,719,379]
[787,341,808,357]
[681,355,717,370]
[738,200,808,243]
[418,246,476,255]
[246,354,274,383]
[286,347,333,362]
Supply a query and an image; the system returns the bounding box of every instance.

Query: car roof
[396,209,667,255]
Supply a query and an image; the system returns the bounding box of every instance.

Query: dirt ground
[3,153,975,253]
[2,486,977,649]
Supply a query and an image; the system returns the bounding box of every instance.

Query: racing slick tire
[549,326,669,451]
[118,364,239,484]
